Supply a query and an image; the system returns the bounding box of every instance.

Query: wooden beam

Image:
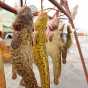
[0,1,17,14]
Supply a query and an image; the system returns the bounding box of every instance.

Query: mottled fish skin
[33,12,50,88]
[11,6,39,88]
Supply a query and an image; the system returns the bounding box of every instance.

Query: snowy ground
[4,37,88,88]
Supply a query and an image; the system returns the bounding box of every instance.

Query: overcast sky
[4,0,88,33]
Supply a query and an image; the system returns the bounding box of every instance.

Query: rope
[24,0,27,6]
[41,0,43,11]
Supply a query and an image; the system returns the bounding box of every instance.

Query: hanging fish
[61,3,78,64]
[46,4,77,83]
[33,12,50,88]
[11,6,39,88]
[45,12,63,85]
[61,24,72,64]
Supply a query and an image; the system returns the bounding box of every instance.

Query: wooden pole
[0,1,17,14]
[73,30,88,83]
